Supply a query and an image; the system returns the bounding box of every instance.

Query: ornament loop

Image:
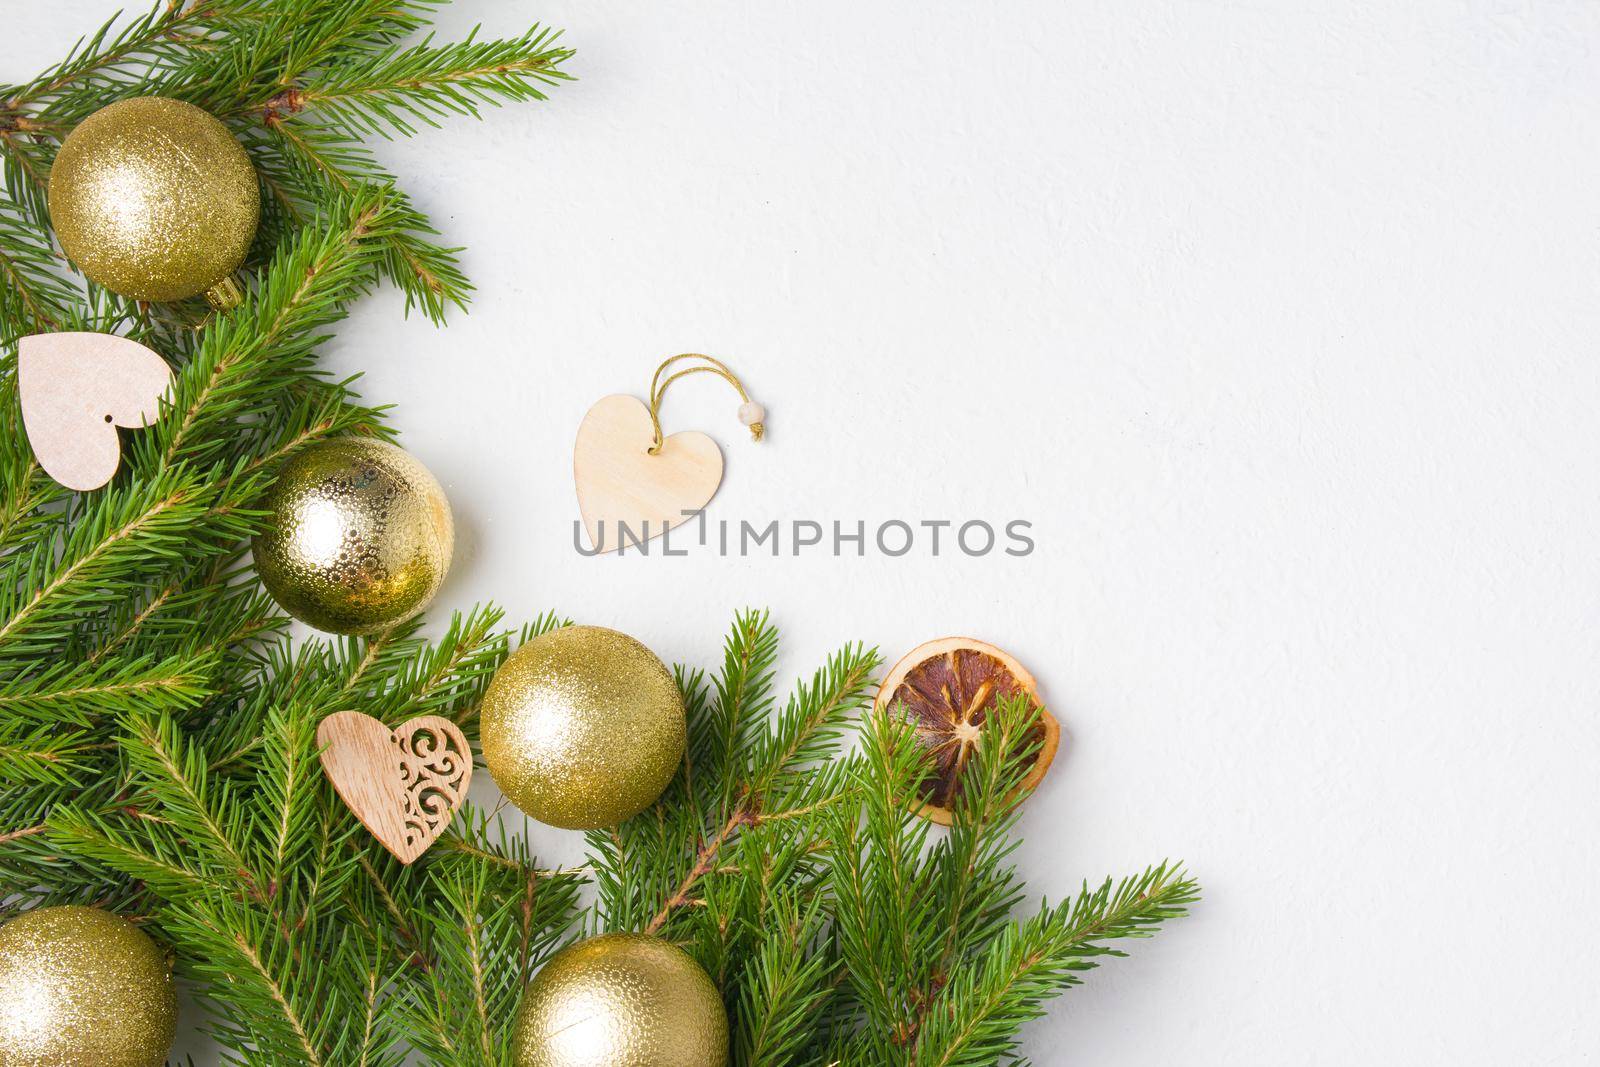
[646,353,763,455]
[204,275,244,311]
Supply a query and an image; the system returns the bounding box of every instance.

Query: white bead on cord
[737,400,766,441]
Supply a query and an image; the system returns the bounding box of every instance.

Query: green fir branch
[0,721,97,785]
[0,652,217,724]
[280,27,574,139]
[143,185,396,469]
[0,197,76,331]
[249,119,470,319]
[4,2,229,111]
[0,468,252,662]
[909,865,1200,1067]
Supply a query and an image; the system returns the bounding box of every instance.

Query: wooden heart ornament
[18,332,173,491]
[574,393,723,552]
[317,711,473,864]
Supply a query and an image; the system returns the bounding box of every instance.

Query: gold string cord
[647,353,764,454]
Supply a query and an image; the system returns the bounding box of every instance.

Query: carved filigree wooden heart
[317,711,472,864]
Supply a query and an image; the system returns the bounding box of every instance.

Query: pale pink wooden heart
[573,393,724,552]
[317,711,473,865]
[18,332,172,491]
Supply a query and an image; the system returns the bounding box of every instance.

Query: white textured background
[10,2,1600,1063]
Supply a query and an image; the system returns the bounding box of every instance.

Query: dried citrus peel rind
[875,636,1061,825]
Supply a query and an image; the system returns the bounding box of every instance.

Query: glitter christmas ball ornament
[48,96,259,307]
[253,438,454,635]
[482,625,685,829]
[0,906,177,1067]
[511,933,728,1067]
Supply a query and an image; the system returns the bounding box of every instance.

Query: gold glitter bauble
[0,906,177,1067]
[48,96,259,306]
[253,438,454,635]
[511,933,728,1067]
[482,626,686,829]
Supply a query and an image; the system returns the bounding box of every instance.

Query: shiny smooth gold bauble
[482,626,685,829]
[511,933,728,1067]
[253,438,454,635]
[0,906,177,1067]
[48,96,259,306]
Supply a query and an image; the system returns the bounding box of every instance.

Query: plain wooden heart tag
[18,331,173,491]
[317,711,472,864]
[574,393,724,552]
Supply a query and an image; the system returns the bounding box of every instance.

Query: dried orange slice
[875,637,1060,825]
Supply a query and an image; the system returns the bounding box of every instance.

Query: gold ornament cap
[48,96,260,303]
[0,905,178,1067]
[482,625,686,830]
[253,437,454,635]
[204,274,245,310]
[511,933,728,1067]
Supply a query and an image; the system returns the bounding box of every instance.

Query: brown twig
[643,805,757,935]
[0,822,47,847]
